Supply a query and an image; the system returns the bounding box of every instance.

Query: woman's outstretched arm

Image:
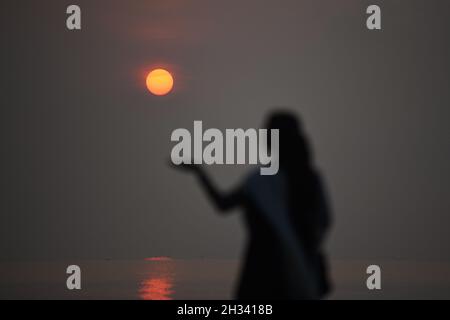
[172,163,242,213]
[195,168,242,212]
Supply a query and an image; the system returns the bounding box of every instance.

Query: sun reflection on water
[139,257,175,300]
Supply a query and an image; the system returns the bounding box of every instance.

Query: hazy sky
[1,0,450,261]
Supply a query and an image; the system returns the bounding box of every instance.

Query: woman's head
[266,111,312,169]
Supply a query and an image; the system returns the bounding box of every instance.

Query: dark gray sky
[1,0,450,261]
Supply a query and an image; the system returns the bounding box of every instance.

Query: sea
[1,258,450,299]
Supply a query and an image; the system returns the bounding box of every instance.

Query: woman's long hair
[266,111,317,253]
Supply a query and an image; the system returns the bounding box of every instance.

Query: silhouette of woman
[174,111,332,300]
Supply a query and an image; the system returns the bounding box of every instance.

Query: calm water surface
[1,259,450,299]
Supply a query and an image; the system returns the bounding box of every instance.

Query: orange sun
[146,69,174,96]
